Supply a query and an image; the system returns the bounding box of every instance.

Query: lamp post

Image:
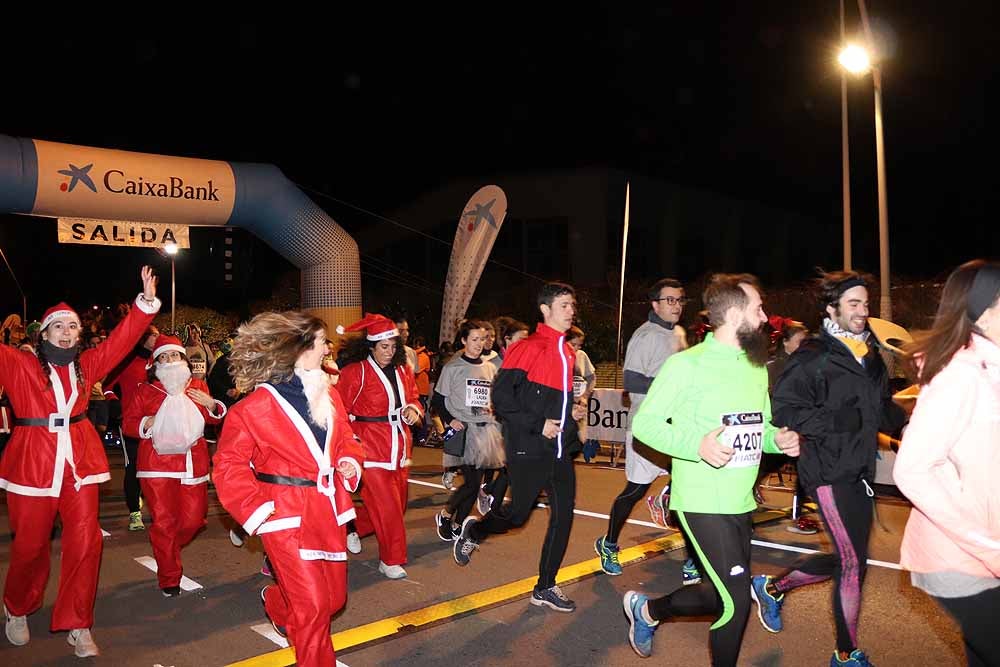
[839,0,892,319]
[164,242,178,333]
[839,0,852,272]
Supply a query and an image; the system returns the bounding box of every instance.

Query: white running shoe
[67,628,99,657]
[378,561,407,579]
[4,604,28,646]
[346,531,362,554]
[477,486,494,516]
[229,528,245,548]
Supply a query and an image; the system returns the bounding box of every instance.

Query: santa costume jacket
[213,384,364,559]
[0,296,159,496]
[336,357,422,470]
[124,377,226,484]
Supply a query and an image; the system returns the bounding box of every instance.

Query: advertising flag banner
[439,185,507,345]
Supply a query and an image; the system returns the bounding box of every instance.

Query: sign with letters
[586,389,631,442]
[57,218,190,249]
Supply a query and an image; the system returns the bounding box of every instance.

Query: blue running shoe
[750,574,784,633]
[595,536,623,576]
[623,590,657,658]
[831,649,875,666]
[681,557,701,585]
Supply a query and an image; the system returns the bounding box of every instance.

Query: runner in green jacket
[622,273,801,666]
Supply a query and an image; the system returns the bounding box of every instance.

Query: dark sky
[1,3,997,319]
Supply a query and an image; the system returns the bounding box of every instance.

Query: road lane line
[133,556,203,591]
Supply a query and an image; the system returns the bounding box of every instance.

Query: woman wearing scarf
[213,311,363,667]
[1,266,160,658]
[127,334,226,597]
[336,313,423,579]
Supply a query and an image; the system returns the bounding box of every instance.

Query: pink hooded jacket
[895,334,1000,579]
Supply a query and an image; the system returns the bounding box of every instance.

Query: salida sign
[57,218,190,249]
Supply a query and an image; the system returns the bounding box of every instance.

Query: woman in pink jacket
[895,259,1000,667]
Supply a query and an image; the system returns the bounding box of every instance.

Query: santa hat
[149,334,187,367]
[335,313,399,341]
[40,303,81,332]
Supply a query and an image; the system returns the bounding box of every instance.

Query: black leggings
[446,465,484,524]
[773,481,872,653]
[123,435,142,513]
[471,454,575,590]
[647,511,752,667]
[606,481,651,544]
[933,588,1000,667]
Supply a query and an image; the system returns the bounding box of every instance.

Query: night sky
[1,4,996,320]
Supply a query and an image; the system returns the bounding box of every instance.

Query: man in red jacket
[1,267,160,657]
[453,282,586,612]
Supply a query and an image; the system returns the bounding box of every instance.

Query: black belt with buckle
[15,413,88,427]
[254,472,316,487]
[352,414,395,423]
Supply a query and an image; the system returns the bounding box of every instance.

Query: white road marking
[248,625,350,665]
[101,529,111,537]
[407,478,664,529]
[750,539,903,570]
[251,623,288,648]
[133,556,204,590]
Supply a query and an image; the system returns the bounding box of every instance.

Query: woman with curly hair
[1,267,160,658]
[212,311,363,667]
[336,313,423,579]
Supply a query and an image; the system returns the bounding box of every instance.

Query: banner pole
[615,183,630,389]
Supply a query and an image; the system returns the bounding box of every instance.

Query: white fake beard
[295,367,333,427]
[155,361,192,396]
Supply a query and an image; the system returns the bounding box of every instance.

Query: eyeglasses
[653,297,689,306]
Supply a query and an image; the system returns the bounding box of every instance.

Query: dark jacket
[492,323,580,460]
[771,330,906,491]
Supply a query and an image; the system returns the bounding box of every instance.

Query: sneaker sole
[682,576,702,586]
[622,592,651,658]
[529,596,575,613]
[749,583,782,634]
[594,539,623,576]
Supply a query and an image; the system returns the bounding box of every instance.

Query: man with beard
[127,335,226,597]
[105,324,160,531]
[621,273,800,665]
[749,272,907,667]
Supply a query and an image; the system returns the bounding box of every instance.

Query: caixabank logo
[57,164,97,193]
[56,162,222,201]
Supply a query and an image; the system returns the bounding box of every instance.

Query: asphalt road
[0,445,964,666]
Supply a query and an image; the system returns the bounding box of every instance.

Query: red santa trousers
[3,467,102,630]
[352,466,409,566]
[261,532,347,667]
[139,477,208,589]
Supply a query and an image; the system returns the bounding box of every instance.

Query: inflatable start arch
[0,134,361,329]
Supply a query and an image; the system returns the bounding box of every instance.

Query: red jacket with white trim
[212,384,364,559]
[336,357,422,470]
[126,378,225,484]
[0,296,159,496]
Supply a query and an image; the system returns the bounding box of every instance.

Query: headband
[967,265,1000,323]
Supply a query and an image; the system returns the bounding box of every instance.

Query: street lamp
[839,0,892,320]
[164,242,178,333]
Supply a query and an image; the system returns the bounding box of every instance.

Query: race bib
[720,412,763,469]
[465,378,491,408]
[573,376,587,398]
[190,358,207,377]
